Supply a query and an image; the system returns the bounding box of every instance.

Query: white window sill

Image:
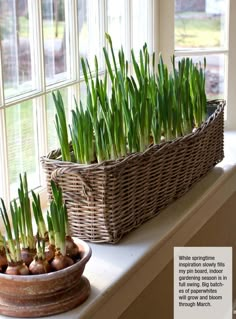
[1,131,236,319]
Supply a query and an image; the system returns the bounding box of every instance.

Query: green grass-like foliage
[53,91,71,162]
[0,173,35,262]
[48,180,68,256]
[0,174,70,265]
[53,34,207,164]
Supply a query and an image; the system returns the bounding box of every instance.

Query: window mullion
[29,0,47,188]
[225,0,236,129]
[153,0,160,59]
[65,0,78,84]
[130,0,135,75]
[103,0,108,48]
[130,0,134,51]
[0,32,10,205]
[148,0,154,52]
[159,0,174,69]
[69,0,80,105]
[74,0,80,83]
[0,52,4,108]
[29,0,45,93]
[175,49,229,56]
[126,0,131,61]
[0,109,10,206]
[36,95,47,177]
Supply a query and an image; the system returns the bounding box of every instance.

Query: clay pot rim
[0,238,91,282]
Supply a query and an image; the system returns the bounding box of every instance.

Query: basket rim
[41,99,225,171]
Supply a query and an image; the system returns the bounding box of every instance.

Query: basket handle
[51,167,93,197]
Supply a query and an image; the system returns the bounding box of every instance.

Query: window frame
[2,0,234,208]
[159,0,236,129]
[0,0,154,208]
[226,0,236,129]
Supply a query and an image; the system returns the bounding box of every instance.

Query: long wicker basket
[41,100,225,243]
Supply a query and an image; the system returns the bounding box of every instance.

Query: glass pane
[6,101,40,199]
[205,54,225,99]
[176,54,225,100]
[46,87,70,152]
[78,0,103,73]
[175,0,227,49]
[0,1,37,99]
[79,81,87,106]
[42,0,71,85]
[132,0,151,54]
[107,0,127,55]
[0,110,4,202]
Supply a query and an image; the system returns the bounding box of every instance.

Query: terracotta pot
[0,238,92,318]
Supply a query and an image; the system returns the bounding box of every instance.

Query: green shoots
[53,34,207,164]
[0,173,77,274]
[49,181,67,256]
[69,99,95,164]
[32,190,47,239]
[0,198,21,263]
[53,91,71,162]
[35,235,46,260]
[47,212,55,247]
[0,231,4,251]
[18,173,35,251]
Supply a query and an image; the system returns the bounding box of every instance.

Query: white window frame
[0,0,154,209]
[158,0,236,130]
[0,0,234,218]
[226,0,236,129]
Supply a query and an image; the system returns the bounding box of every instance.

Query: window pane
[176,54,225,100]
[175,0,227,49]
[79,81,87,106]
[6,101,40,199]
[0,0,37,99]
[107,0,127,55]
[78,0,103,73]
[132,0,151,54]
[205,54,225,99]
[46,88,70,152]
[42,0,71,85]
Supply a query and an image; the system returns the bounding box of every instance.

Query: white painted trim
[0,33,9,204]
[70,0,80,104]
[0,30,5,108]
[0,0,155,206]
[153,0,159,58]
[169,0,235,129]
[31,0,47,193]
[225,0,236,129]
[0,109,9,205]
[159,0,174,68]
[147,0,154,52]
[174,49,228,56]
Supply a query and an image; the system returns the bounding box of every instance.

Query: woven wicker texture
[41,100,225,243]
